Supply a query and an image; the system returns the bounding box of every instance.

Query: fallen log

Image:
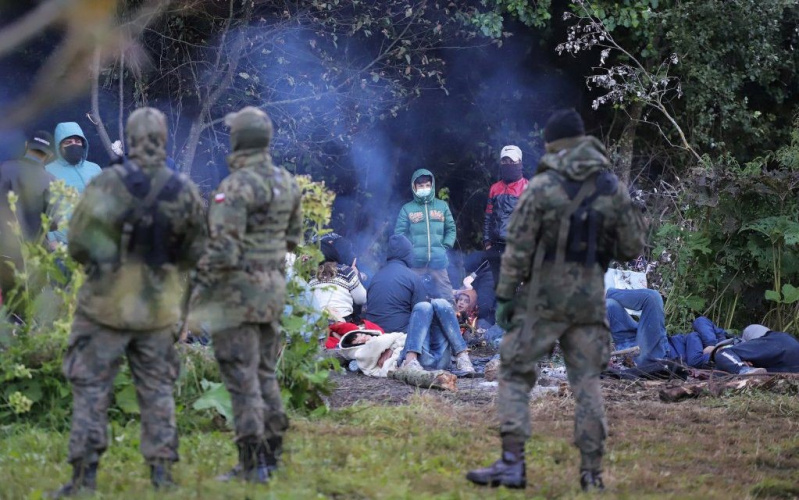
[659,373,799,403]
[389,367,458,392]
[611,346,640,357]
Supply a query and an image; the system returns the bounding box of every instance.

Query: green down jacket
[394,169,456,270]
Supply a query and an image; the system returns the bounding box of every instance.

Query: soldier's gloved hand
[495,297,515,331]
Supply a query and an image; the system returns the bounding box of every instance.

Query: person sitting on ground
[455,288,478,335]
[462,254,495,327]
[363,234,474,374]
[309,234,366,323]
[394,169,456,300]
[711,324,799,375]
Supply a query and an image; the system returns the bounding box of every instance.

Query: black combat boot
[150,461,176,490]
[214,462,243,482]
[50,461,98,498]
[264,436,283,472]
[245,439,270,484]
[215,441,249,482]
[580,469,605,492]
[465,438,526,489]
[216,439,270,483]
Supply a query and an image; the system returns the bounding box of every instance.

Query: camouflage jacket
[189,148,302,331]
[69,162,207,331]
[496,135,645,324]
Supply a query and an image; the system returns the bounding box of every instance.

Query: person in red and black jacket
[483,145,529,286]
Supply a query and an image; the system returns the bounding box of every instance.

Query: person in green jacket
[394,169,456,300]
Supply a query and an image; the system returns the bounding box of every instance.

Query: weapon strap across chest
[112,159,177,264]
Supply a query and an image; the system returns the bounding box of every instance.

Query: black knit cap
[544,109,585,143]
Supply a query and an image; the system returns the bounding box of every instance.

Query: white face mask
[415,187,432,198]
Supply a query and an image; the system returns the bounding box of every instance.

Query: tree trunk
[616,101,643,185]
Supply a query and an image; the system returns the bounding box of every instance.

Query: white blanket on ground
[352,332,406,378]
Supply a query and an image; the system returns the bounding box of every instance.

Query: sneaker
[739,367,767,375]
[401,358,424,371]
[455,352,476,374]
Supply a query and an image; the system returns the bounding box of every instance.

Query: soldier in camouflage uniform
[188,106,302,484]
[53,108,207,497]
[466,109,645,492]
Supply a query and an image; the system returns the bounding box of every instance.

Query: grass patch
[1,390,798,499]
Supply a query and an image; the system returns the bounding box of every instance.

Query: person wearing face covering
[45,122,102,194]
[45,122,102,245]
[483,145,529,289]
[394,169,457,300]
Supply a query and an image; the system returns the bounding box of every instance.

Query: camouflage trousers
[498,316,611,470]
[213,322,288,443]
[62,312,180,465]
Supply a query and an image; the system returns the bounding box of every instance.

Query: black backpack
[111,157,186,267]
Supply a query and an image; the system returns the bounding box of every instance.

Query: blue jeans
[605,288,669,365]
[400,299,467,370]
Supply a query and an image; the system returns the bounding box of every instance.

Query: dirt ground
[326,353,799,498]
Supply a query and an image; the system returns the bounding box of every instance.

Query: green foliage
[652,120,799,331]
[663,0,799,160]
[460,0,552,38]
[0,175,340,428]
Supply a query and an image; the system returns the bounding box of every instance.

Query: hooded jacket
[497,135,646,324]
[69,108,207,331]
[394,169,456,269]
[45,122,102,193]
[363,234,427,333]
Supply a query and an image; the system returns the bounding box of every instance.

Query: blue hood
[52,122,89,167]
[386,234,414,267]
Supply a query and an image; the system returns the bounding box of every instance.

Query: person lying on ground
[608,287,730,368]
[336,330,405,377]
[309,234,366,323]
[324,319,383,349]
[711,324,799,375]
[363,234,474,374]
[665,316,729,368]
[606,287,669,365]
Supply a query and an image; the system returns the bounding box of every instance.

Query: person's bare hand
[703,345,716,355]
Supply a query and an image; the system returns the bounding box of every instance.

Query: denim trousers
[605,288,669,365]
[400,299,467,369]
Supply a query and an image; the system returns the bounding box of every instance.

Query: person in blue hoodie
[46,122,102,193]
[45,122,103,244]
[363,234,474,373]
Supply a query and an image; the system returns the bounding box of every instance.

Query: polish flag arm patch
[214,193,226,203]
